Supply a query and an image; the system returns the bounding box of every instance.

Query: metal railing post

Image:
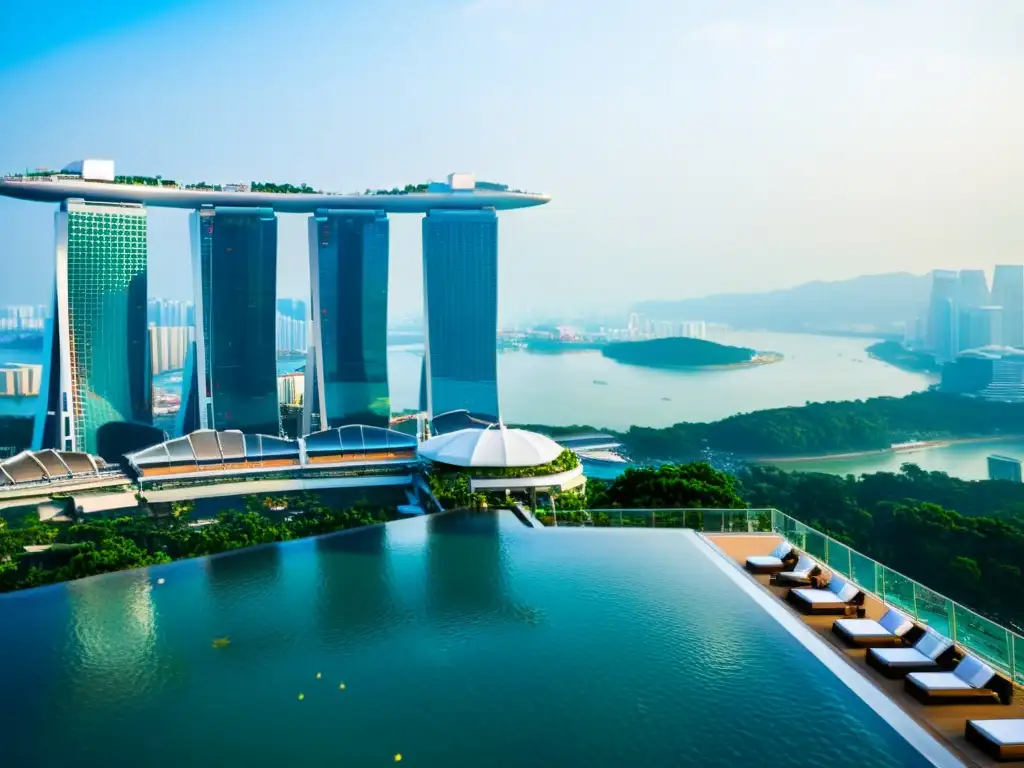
[847,548,853,580]
[1011,634,1018,684]
[947,600,957,645]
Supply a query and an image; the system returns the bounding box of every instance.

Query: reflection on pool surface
[0,511,934,767]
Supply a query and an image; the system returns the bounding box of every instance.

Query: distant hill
[602,337,757,368]
[633,272,930,335]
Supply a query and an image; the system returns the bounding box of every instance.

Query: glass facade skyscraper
[189,207,280,436]
[36,200,150,455]
[421,209,499,430]
[306,210,390,429]
[993,265,1024,350]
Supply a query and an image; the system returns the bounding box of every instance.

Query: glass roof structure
[125,430,300,470]
[303,425,417,456]
[0,449,106,486]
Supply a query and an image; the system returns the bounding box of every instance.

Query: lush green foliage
[365,183,430,195]
[428,449,580,479]
[426,473,479,510]
[250,181,318,194]
[520,392,1024,460]
[602,337,756,368]
[0,494,395,592]
[591,462,746,509]
[738,464,1024,626]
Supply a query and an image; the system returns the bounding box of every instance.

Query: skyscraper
[955,270,992,353]
[35,200,150,454]
[992,265,1024,349]
[421,209,499,430]
[925,270,959,362]
[956,269,990,308]
[306,209,390,428]
[961,306,1002,350]
[189,206,279,435]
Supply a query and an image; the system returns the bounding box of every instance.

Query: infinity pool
[0,512,936,767]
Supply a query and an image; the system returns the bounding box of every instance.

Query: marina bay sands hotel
[0,160,550,456]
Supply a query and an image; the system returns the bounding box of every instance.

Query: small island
[601,337,782,369]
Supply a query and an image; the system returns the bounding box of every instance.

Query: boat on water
[661,397,671,401]
[593,379,608,385]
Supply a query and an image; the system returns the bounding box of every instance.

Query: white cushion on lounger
[870,647,932,666]
[834,582,859,603]
[786,557,811,573]
[907,672,974,691]
[914,631,953,660]
[877,609,913,637]
[770,541,793,559]
[954,656,996,688]
[835,618,888,637]
[747,555,784,568]
[792,588,839,604]
[970,720,1024,746]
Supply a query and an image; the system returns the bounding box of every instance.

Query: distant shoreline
[753,434,1024,465]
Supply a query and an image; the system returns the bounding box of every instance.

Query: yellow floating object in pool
[212,637,230,649]
[339,683,346,690]
[298,693,305,701]
[316,672,322,679]
[394,755,402,762]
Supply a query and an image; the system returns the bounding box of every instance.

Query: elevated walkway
[142,474,413,503]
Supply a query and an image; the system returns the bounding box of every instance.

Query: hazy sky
[1,0,1022,324]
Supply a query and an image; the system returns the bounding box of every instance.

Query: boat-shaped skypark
[9,159,549,458]
[0,162,550,212]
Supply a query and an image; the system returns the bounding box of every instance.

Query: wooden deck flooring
[706,533,1024,768]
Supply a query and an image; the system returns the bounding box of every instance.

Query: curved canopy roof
[418,423,563,468]
[304,425,417,455]
[125,430,299,467]
[0,449,104,486]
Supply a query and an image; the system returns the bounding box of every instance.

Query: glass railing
[770,508,1021,687]
[555,506,1021,686]
[544,507,775,531]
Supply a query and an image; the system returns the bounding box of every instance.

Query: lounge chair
[745,541,797,574]
[965,719,1024,762]
[865,631,955,679]
[787,573,864,615]
[772,554,819,586]
[832,607,920,648]
[906,655,1014,705]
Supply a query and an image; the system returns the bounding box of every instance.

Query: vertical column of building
[36,200,150,454]
[188,206,280,436]
[421,209,499,433]
[306,209,390,431]
[993,265,1024,350]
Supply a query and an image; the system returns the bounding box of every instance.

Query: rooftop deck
[707,533,1024,768]
[0,176,550,212]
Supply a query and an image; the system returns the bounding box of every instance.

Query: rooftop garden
[427,448,580,479]
[4,171,534,197]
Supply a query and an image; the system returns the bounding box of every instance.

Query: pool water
[0,512,934,767]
